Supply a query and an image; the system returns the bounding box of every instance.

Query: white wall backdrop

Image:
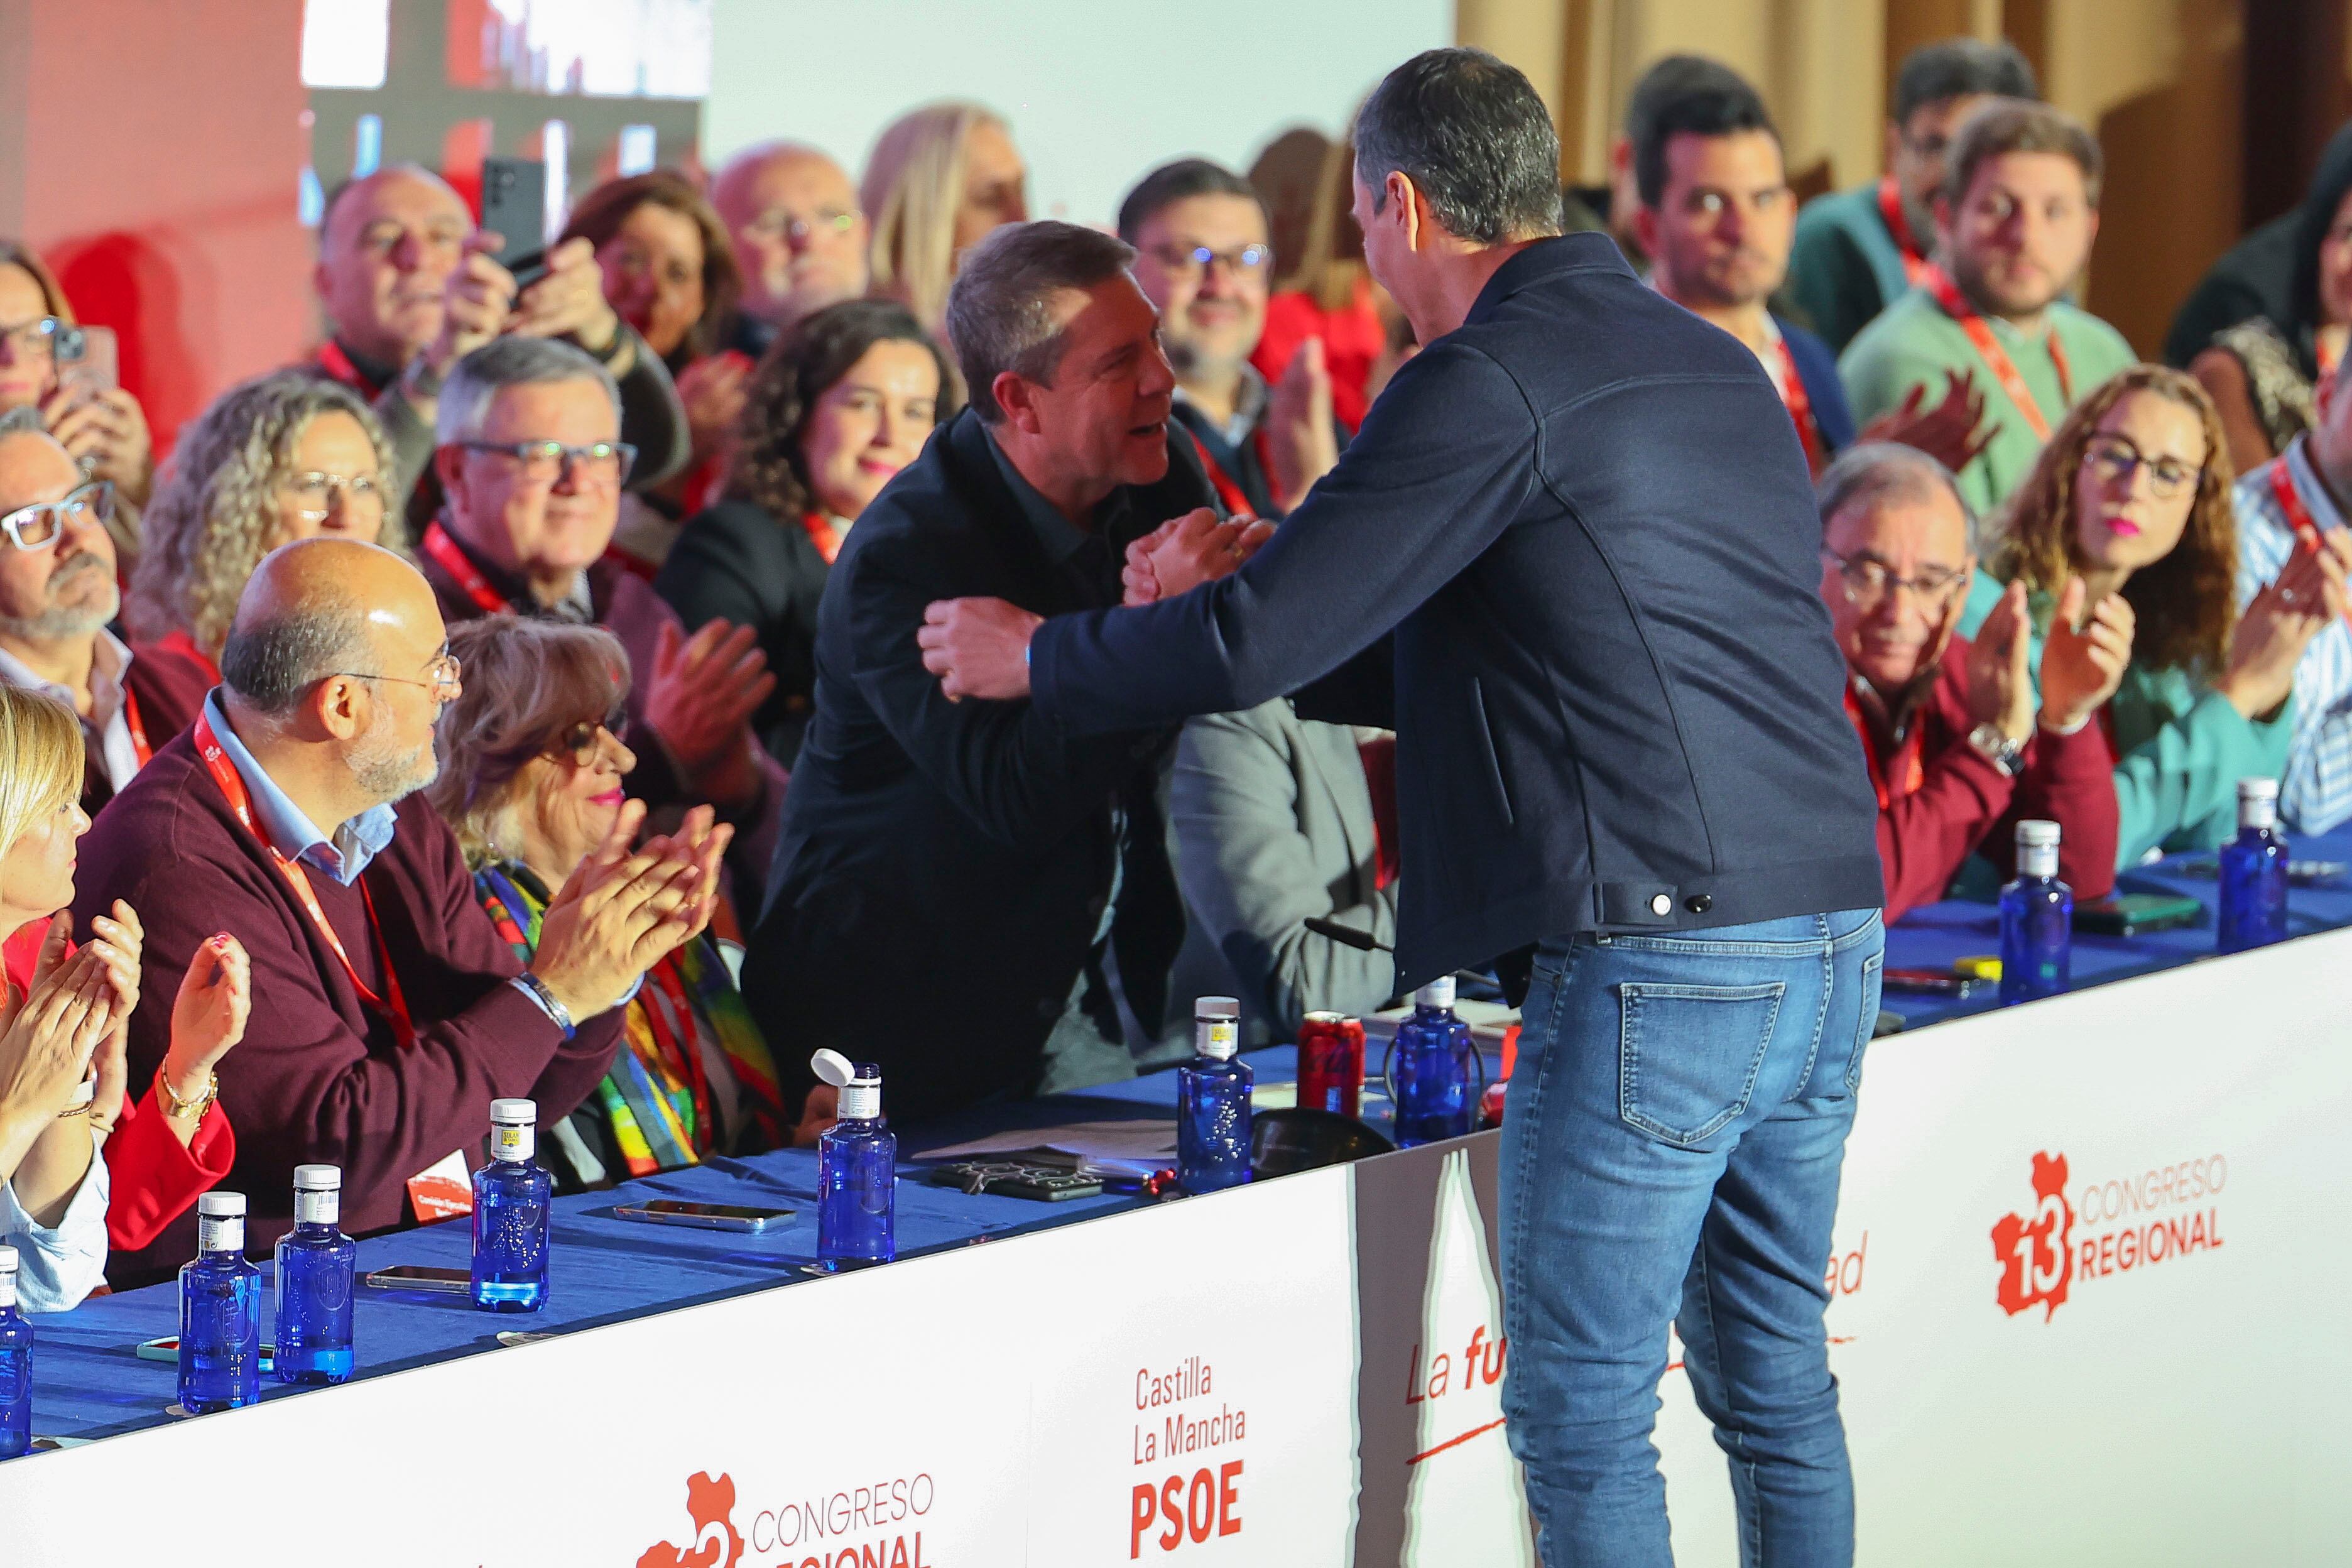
[704,0,1455,231]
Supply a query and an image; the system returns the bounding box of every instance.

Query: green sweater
[1840,288,2138,516]
[1788,183,1913,356]
[1958,570,2293,866]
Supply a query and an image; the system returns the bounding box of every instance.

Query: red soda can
[1297,1012,1367,1118]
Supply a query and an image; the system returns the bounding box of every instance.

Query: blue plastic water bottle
[1177,996,1253,1193]
[814,1050,896,1268]
[1389,976,1479,1145]
[1999,819,2072,1004]
[0,1246,30,1457]
[2218,777,2289,954]
[178,1191,263,1413]
[471,1099,552,1312]
[273,1163,355,1384]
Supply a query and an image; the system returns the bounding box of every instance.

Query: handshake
[918,508,1275,702]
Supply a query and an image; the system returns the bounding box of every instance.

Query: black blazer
[655,498,833,765]
[1030,234,1885,990]
[744,410,1214,1121]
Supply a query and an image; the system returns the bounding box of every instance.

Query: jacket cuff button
[1648,893,1672,917]
[1686,893,1713,914]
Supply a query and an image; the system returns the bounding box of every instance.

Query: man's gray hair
[1816,442,1981,557]
[945,220,1137,424]
[219,596,369,716]
[435,337,622,446]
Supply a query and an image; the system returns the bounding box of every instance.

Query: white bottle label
[2019,845,2059,878]
[296,1187,339,1227]
[839,1082,881,1121]
[2241,798,2278,832]
[0,1271,15,1310]
[493,1122,535,1163]
[199,1214,244,1255]
[1197,1019,1238,1060]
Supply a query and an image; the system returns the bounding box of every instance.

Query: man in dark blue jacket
[918,48,1886,1568]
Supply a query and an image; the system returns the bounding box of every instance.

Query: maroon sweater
[72,730,623,1279]
[1855,636,2120,921]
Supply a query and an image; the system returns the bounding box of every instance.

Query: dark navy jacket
[1778,314,1856,455]
[1029,233,1883,990]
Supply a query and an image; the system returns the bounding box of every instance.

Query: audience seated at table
[0,411,214,814]
[0,685,252,1305]
[1788,38,2040,357]
[1120,159,1339,519]
[72,536,726,1280]
[428,615,788,1189]
[2230,352,2352,835]
[1958,366,2341,864]
[711,142,873,361]
[0,240,156,541]
[862,102,1029,342]
[743,221,1248,1125]
[1814,442,2121,918]
[564,172,746,569]
[307,165,690,511]
[2187,124,2352,476]
[655,300,950,766]
[1842,99,2134,516]
[418,338,785,891]
[127,372,401,681]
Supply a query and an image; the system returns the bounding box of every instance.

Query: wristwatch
[1966,722,2024,778]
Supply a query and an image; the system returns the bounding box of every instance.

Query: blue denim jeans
[1497,908,1884,1567]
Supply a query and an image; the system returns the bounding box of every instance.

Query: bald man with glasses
[1815,442,2126,917]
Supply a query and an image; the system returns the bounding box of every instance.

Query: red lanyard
[153,629,221,683]
[1924,263,2071,444]
[121,685,151,768]
[1876,177,1932,288]
[801,512,844,567]
[1843,683,1924,812]
[193,712,416,1050]
[420,523,509,614]
[2265,457,2352,628]
[1770,335,1829,477]
[2320,334,2341,385]
[315,340,384,399]
[1182,427,1261,521]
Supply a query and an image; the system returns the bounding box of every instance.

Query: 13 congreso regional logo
[1990,1150,2074,1320]
[638,1472,745,1568]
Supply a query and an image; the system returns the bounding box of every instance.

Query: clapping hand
[1859,369,1995,477]
[529,802,734,1020]
[2219,532,2349,720]
[1964,579,2035,745]
[165,932,251,1111]
[1265,337,1339,510]
[2039,577,2135,732]
[645,619,775,808]
[0,925,119,1129]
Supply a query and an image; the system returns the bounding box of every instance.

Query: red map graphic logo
[638,1472,744,1568]
[1990,1151,2075,1320]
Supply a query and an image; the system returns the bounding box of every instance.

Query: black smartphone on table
[611,1200,793,1233]
[2072,893,2203,936]
[362,1264,471,1294]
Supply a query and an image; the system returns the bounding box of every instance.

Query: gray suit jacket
[1160,698,1398,1054]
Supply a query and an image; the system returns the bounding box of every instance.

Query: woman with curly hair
[653,300,949,763]
[126,370,403,669]
[1959,363,2344,863]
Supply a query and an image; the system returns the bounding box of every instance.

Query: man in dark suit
[918,50,1886,1568]
[742,220,1231,1125]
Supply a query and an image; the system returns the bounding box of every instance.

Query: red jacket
[2,921,236,1253]
[1252,278,1386,435]
[1852,637,2119,921]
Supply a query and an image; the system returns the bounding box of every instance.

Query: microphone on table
[1305,916,1393,953]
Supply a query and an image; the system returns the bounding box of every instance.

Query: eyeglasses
[0,316,69,362]
[459,440,638,487]
[329,651,462,700]
[1147,242,1273,282]
[1821,547,1969,609]
[744,209,858,244]
[548,710,628,767]
[0,481,114,551]
[283,471,386,524]
[2081,434,2201,501]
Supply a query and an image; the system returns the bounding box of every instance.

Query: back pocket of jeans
[1844,951,1884,1094]
[1618,981,1786,1145]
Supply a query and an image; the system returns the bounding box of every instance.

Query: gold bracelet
[157,1069,217,1124]
[55,1101,89,1118]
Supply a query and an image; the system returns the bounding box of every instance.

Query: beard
[348,710,439,804]
[0,553,118,641]
[1951,246,2062,319]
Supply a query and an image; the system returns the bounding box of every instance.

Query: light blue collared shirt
[201,691,397,886]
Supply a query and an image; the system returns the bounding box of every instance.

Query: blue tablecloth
[19,824,2348,1447]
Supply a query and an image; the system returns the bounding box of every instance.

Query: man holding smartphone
[307,165,689,511]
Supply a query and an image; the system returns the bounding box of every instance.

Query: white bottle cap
[293,1164,341,1192]
[1414,974,1457,1010]
[2239,776,2280,830]
[811,1050,882,1119]
[197,1191,246,1255]
[489,1098,536,1126]
[1194,996,1239,1061]
[2015,819,2061,848]
[2239,777,2280,802]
